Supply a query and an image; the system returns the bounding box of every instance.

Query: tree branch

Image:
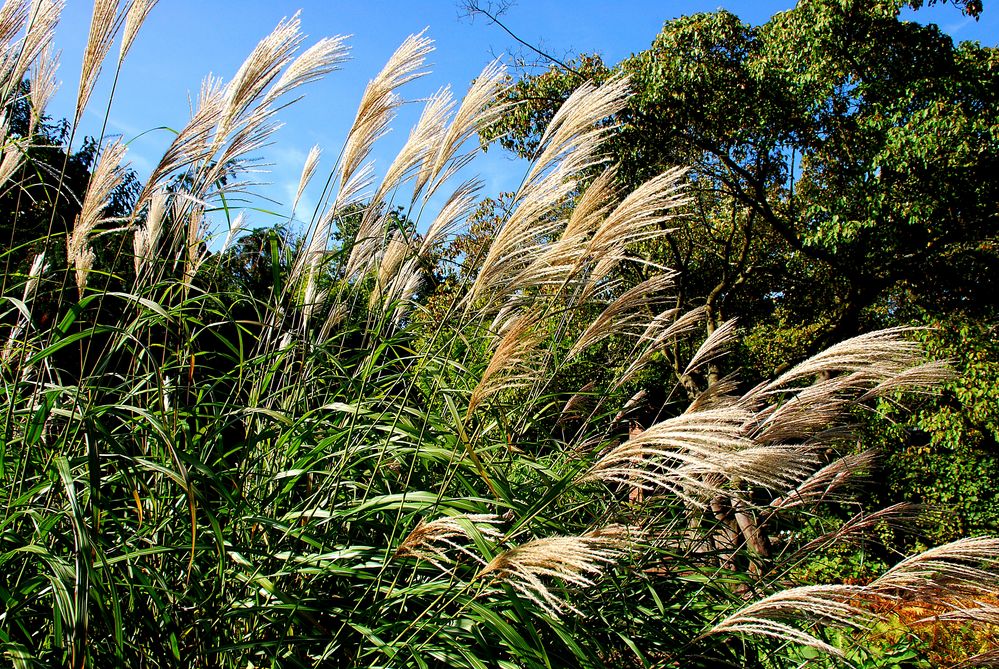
[460,1,585,78]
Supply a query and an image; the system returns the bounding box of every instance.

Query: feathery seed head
[705,584,872,657]
[581,406,819,505]
[770,450,877,509]
[418,177,482,257]
[568,273,675,359]
[476,526,635,616]
[872,536,999,598]
[468,309,544,415]
[614,306,706,389]
[0,139,24,185]
[118,0,155,64]
[379,86,454,202]
[221,210,247,253]
[73,246,95,294]
[264,33,349,105]
[21,252,47,302]
[339,30,433,187]
[764,327,927,392]
[0,0,28,51]
[27,43,58,134]
[218,12,303,139]
[419,59,507,201]
[293,144,321,214]
[76,0,123,126]
[395,514,502,570]
[11,0,62,92]
[69,139,128,290]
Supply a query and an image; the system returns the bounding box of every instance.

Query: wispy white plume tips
[476,526,636,616]
[77,0,122,125]
[395,514,502,570]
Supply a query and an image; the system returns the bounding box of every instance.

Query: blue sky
[47,1,998,237]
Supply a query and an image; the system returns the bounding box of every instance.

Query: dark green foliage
[481,0,999,549]
[867,316,999,545]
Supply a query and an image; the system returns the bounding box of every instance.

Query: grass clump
[1,3,997,668]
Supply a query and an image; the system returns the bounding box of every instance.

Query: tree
[478,0,999,546]
[482,0,998,364]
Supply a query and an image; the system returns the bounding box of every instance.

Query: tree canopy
[479,0,999,543]
[483,0,998,358]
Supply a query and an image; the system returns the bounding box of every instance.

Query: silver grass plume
[379,257,423,323]
[197,16,314,200]
[9,0,61,99]
[467,309,544,415]
[559,380,597,424]
[419,59,507,202]
[684,373,742,413]
[859,359,955,400]
[0,0,27,54]
[370,230,411,307]
[27,43,58,135]
[564,165,620,241]
[220,210,247,253]
[522,76,630,194]
[0,1,28,98]
[748,377,854,445]
[1,251,47,363]
[475,526,635,617]
[592,327,946,509]
[568,273,675,359]
[383,86,454,203]
[582,167,688,297]
[214,12,303,142]
[297,207,336,315]
[292,144,321,215]
[294,163,374,315]
[69,139,127,293]
[770,450,878,509]
[743,330,951,447]
[614,306,707,389]
[76,0,125,126]
[509,166,622,300]
[344,204,391,280]
[581,406,819,506]
[683,319,739,379]
[348,89,451,290]
[468,166,577,305]
[794,503,920,553]
[0,138,24,185]
[340,30,432,188]
[136,75,225,207]
[708,537,999,656]
[341,32,433,277]
[870,536,999,599]
[263,33,349,105]
[468,80,632,307]
[394,514,502,571]
[764,327,928,392]
[705,584,872,657]
[117,0,154,65]
[21,251,47,302]
[183,205,207,284]
[140,19,344,212]
[418,177,482,257]
[132,188,165,277]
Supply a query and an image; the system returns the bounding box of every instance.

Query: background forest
[1,0,997,667]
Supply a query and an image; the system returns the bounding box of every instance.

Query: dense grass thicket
[2,2,998,667]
